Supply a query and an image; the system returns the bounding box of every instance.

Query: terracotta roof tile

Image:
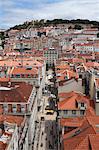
[0,81,33,102]
[84,62,99,68]
[58,92,90,110]
[0,114,24,150]
[0,78,10,82]
[89,134,99,150]
[60,118,83,127]
[0,141,7,150]
[56,64,70,70]
[57,69,78,81]
[75,136,89,150]
[58,95,78,110]
[85,107,95,117]
[0,115,24,126]
[11,67,38,75]
[63,120,95,150]
[58,91,74,99]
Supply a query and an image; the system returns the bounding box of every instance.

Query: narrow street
[32,69,58,150]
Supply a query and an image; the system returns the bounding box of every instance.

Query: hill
[8,19,99,31]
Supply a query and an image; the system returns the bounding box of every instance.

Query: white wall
[7,125,18,150]
[58,79,84,94]
[28,96,37,145]
[58,110,84,118]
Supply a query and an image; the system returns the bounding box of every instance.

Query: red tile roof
[73,58,84,63]
[74,136,89,150]
[57,70,79,82]
[85,107,95,117]
[0,78,10,82]
[0,114,24,150]
[58,95,78,110]
[0,81,33,102]
[58,91,90,110]
[60,118,83,127]
[61,115,99,150]
[0,142,7,150]
[89,134,99,150]
[58,91,74,99]
[56,64,70,70]
[11,67,38,75]
[0,115,24,126]
[63,119,95,150]
[84,62,99,68]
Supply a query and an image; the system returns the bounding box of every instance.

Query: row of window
[11,74,37,78]
[46,56,57,58]
[46,54,57,57]
[44,52,57,55]
[64,110,84,115]
[3,104,27,113]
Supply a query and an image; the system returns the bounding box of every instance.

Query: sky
[1,0,99,29]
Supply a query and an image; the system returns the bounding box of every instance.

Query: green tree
[68,26,72,30]
[0,32,5,40]
[74,24,83,30]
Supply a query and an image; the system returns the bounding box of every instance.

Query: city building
[44,47,58,67]
[0,80,38,149]
[58,91,90,118]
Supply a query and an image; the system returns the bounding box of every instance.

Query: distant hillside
[8,19,99,31]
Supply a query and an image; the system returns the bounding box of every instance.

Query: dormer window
[97,91,99,99]
[81,103,84,107]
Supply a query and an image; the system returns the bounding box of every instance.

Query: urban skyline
[1,0,99,28]
[0,1,99,150]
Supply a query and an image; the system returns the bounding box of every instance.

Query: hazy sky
[1,0,99,28]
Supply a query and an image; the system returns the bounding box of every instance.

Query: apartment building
[83,62,99,97]
[55,63,84,94]
[57,90,96,150]
[9,66,45,100]
[60,116,99,150]
[0,114,29,150]
[74,43,94,53]
[0,80,38,149]
[58,91,90,119]
[83,28,99,35]
[44,47,58,67]
[94,78,99,115]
